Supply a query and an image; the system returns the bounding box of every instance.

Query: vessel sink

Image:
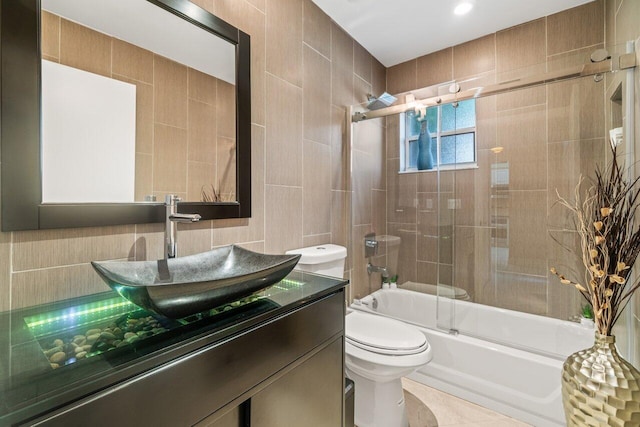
[91,245,301,319]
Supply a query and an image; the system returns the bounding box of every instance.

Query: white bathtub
[351,288,594,427]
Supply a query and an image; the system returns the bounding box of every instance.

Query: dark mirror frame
[0,0,251,231]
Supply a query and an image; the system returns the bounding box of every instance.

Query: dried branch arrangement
[201,184,221,203]
[551,144,640,335]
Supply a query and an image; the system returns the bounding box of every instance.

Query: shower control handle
[364,233,378,258]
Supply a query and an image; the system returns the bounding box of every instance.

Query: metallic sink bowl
[91,245,301,319]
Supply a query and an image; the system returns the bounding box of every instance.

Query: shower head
[366,92,397,110]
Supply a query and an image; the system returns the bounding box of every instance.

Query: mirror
[1,0,251,230]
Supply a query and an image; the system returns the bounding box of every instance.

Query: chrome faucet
[165,195,201,259]
[367,262,390,283]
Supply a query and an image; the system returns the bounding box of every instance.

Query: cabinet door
[195,405,242,427]
[250,337,343,427]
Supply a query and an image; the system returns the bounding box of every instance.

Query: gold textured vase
[562,333,640,426]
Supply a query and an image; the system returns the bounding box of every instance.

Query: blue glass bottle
[417,120,434,170]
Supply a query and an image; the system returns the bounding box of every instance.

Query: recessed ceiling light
[454,1,474,15]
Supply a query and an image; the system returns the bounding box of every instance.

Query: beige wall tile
[189,99,217,164]
[266,0,302,87]
[417,197,438,263]
[213,125,265,245]
[331,106,349,191]
[246,0,265,12]
[189,68,217,105]
[134,223,164,261]
[386,114,400,160]
[60,18,112,77]
[188,161,217,201]
[387,159,417,224]
[112,39,153,84]
[303,233,332,247]
[476,95,497,150]
[13,226,135,271]
[41,11,60,62]
[372,58,387,97]
[495,272,548,316]
[12,264,109,309]
[547,0,605,55]
[454,226,492,301]
[236,241,265,253]
[453,34,495,80]
[331,23,354,108]
[496,190,547,276]
[387,60,417,95]
[303,140,331,235]
[135,153,154,202]
[605,0,616,46]
[175,221,213,256]
[153,124,189,193]
[353,75,372,108]
[547,139,605,230]
[154,55,188,128]
[496,85,546,112]
[331,190,351,269]
[354,42,372,84]
[454,150,492,227]
[264,185,303,254]
[416,261,437,287]
[616,0,640,50]
[303,0,331,58]
[417,48,453,89]
[303,46,332,145]
[495,105,547,191]
[496,19,546,73]
[217,136,237,197]
[352,149,373,226]
[217,80,236,139]
[192,0,214,12]
[388,224,417,284]
[372,190,387,237]
[265,75,303,186]
[548,77,605,142]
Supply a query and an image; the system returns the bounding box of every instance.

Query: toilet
[286,244,433,427]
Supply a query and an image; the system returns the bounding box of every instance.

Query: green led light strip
[25,298,137,329]
[271,278,305,291]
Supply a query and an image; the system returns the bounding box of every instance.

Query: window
[400,98,476,172]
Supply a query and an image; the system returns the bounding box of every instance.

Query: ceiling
[311,0,594,67]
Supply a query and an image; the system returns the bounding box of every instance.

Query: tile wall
[379,0,608,320]
[41,11,237,203]
[0,0,384,310]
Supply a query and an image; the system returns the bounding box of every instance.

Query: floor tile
[402,377,531,427]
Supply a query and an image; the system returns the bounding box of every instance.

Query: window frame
[400,99,478,173]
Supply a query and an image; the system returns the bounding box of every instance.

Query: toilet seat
[346,311,428,356]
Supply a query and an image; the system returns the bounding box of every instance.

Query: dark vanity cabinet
[0,272,346,426]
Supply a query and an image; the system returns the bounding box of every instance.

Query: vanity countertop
[0,271,347,425]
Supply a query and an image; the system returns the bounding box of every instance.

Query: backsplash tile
[13,226,136,272]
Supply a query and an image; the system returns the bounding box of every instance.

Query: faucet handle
[165,194,182,205]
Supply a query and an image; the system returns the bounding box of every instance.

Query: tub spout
[367,262,389,283]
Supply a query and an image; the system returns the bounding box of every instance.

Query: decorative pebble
[50,352,67,364]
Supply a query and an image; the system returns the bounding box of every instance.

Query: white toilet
[286,244,433,427]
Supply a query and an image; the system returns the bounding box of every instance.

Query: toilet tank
[285,244,347,279]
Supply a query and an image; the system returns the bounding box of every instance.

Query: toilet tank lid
[285,244,347,264]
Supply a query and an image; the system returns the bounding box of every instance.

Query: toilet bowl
[345,310,432,427]
[286,244,432,427]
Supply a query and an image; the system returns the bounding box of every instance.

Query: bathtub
[351,288,594,427]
